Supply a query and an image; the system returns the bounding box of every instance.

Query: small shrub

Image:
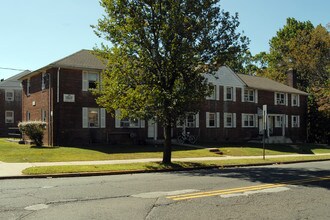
[18,121,47,146]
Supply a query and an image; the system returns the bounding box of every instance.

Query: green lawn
[1,138,329,163]
[22,155,330,175]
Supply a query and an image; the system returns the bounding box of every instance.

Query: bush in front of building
[18,121,47,146]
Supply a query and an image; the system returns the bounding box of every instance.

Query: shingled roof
[237,73,308,95]
[49,49,106,70]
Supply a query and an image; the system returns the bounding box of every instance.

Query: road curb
[1,158,330,180]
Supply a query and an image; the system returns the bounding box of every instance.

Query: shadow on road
[175,163,330,190]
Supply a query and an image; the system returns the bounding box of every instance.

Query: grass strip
[22,155,330,175]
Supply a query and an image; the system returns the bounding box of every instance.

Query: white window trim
[274,92,287,105]
[82,107,106,128]
[206,85,219,100]
[291,115,300,128]
[5,111,14,123]
[224,113,236,128]
[224,86,235,101]
[291,94,300,107]
[241,113,256,128]
[115,109,145,128]
[275,115,283,128]
[243,89,255,103]
[206,112,220,128]
[5,90,14,101]
[82,71,101,92]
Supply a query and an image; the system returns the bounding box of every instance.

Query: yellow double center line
[167,175,330,201]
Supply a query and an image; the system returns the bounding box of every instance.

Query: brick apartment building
[20,50,308,146]
[0,70,30,137]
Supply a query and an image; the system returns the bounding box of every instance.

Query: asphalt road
[1,161,329,220]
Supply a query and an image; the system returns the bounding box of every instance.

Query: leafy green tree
[256,18,330,90]
[92,0,249,163]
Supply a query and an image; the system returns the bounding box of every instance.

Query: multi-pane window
[5,111,14,123]
[224,113,233,128]
[41,109,47,122]
[88,108,99,128]
[244,89,255,102]
[82,72,100,91]
[5,90,14,101]
[115,110,144,128]
[207,85,217,100]
[292,115,300,128]
[291,94,299,106]
[41,73,46,90]
[208,113,216,127]
[242,114,255,127]
[226,87,233,100]
[186,114,196,128]
[275,92,286,105]
[275,115,283,127]
[206,112,219,128]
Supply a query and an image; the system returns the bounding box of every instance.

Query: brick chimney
[286,68,297,88]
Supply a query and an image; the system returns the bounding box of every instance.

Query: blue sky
[1,0,329,80]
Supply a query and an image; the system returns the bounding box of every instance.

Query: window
[275,92,286,105]
[41,109,47,122]
[82,72,100,91]
[244,89,255,102]
[26,111,31,121]
[206,112,219,128]
[27,79,31,96]
[225,87,233,101]
[41,73,46,90]
[177,113,199,128]
[5,90,14,101]
[224,113,236,128]
[209,113,215,127]
[88,108,99,128]
[5,111,14,123]
[82,108,106,128]
[291,94,300,107]
[292,115,300,128]
[206,85,217,100]
[115,110,145,128]
[242,114,255,127]
[275,115,283,128]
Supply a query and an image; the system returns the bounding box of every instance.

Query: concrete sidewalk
[1,153,330,178]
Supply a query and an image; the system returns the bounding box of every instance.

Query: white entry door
[148,120,157,139]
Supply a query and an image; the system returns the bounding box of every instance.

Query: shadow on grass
[145,162,206,171]
[62,143,200,154]
[30,146,60,149]
[174,162,330,190]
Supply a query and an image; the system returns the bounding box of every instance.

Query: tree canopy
[92,0,249,163]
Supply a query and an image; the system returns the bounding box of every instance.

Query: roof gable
[205,66,245,87]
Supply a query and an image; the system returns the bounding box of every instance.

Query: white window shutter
[233,113,236,128]
[224,86,227,101]
[286,115,288,128]
[215,85,219,101]
[285,93,288,106]
[195,113,199,128]
[298,116,300,128]
[115,110,121,128]
[255,89,258,103]
[82,107,88,128]
[297,95,300,107]
[274,93,277,105]
[82,72,88,91]
[206,112,210,128]
[100,108,106,128]
[233,87,236,102]
[255,114,258,128]
[223,113,226,128]
[291,116,294,128]
[216,112,220,128]
[241,87,245,102]
[140,119,145,128]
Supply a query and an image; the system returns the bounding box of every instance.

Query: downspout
[48,72,52,146]
[56,67,60,146]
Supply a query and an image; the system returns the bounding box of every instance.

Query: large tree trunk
[162,124,172,164]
